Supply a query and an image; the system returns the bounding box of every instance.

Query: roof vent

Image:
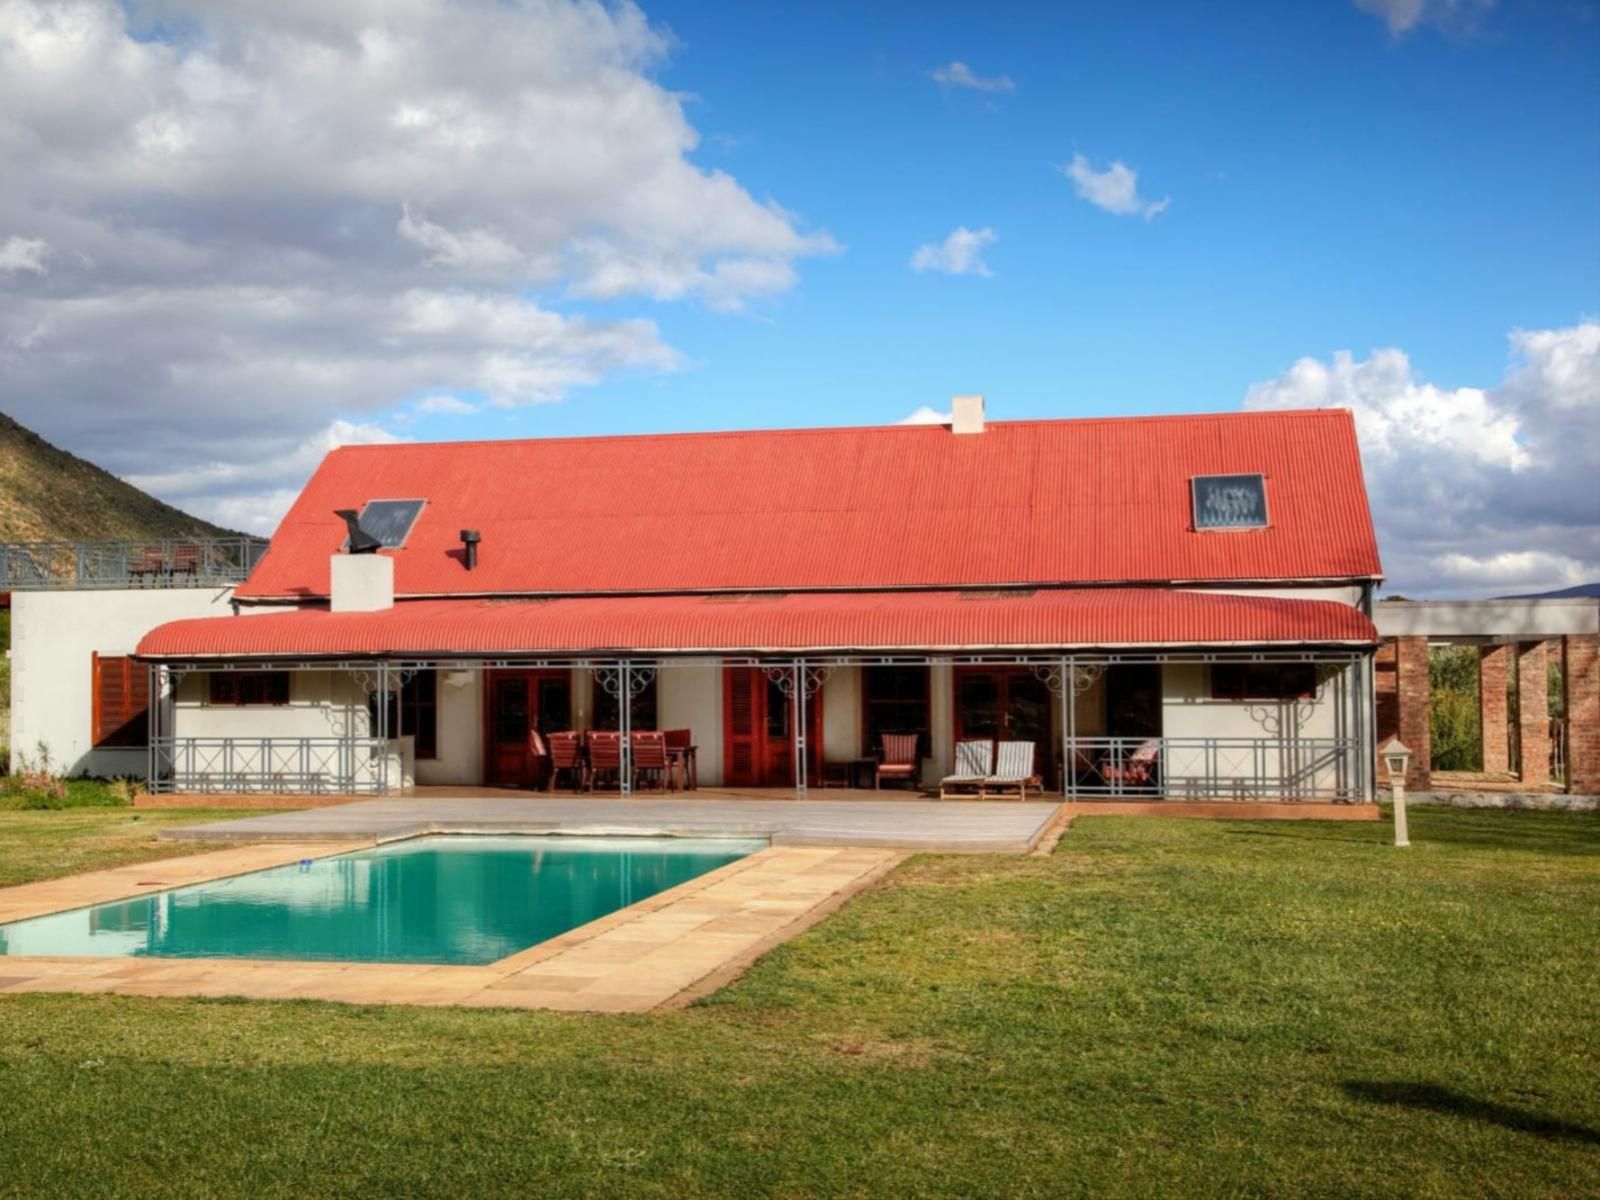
[334,509,382,554]
[951,394,985,435]
[460,529,480,571]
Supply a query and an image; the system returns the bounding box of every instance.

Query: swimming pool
[0,835,764,965]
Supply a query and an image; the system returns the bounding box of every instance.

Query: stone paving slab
[156,795,1062,853]
[0,843,902,1012]
[0,841,374,924]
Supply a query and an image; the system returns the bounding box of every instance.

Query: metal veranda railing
[0,537,268,591]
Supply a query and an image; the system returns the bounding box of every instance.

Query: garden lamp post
[1380,736,1412,848]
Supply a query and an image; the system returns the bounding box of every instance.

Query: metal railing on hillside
[0,538,268,590]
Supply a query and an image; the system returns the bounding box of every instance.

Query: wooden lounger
[939,739,994,800]
[980,741,1039,801]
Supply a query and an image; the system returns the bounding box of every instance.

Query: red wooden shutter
[724,668,757,785]
[92,654,150,748]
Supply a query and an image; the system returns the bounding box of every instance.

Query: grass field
[0,807,281,888]
[2,806,1596,1198]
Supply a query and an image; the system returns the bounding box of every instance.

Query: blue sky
[404,0,1600,444]
[1,0,1596,593]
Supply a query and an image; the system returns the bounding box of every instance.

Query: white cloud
[1243,320,1600,597]
[898,405,952,425]
[909,226,996,277]
[396,207,524,271]
[1061,154,1170,219]
[123,420,404,534]
[413,394,479,416]
[0,236,50,273]
[1353,0,1494,36]
[0,0,833,528]
[931,62,1015,93]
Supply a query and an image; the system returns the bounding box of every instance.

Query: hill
[0,410,238,543]
[1496,583,1600,600]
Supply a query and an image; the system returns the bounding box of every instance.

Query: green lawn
[2,807,1597,1198]
[0,807,280,888]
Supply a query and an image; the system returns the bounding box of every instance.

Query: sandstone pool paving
[160,794,1061,853]
[0,843,902,1013]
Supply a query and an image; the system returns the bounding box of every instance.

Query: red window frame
[1210,663,1317,702]
[208,672,291,707]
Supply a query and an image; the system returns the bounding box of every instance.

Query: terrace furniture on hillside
[663,728,698,790]
[128,544,166,584]
[875,733,920,790]
[1100,738,1162,792]
[587,731,623,791]
[548,731,588,791]
[171,542,201,580]
[631,731,672,792]
[939,739,994,800]
[981,741,1039,801]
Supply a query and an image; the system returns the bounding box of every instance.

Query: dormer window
[1192,474,1268,531]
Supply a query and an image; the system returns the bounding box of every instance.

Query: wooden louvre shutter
[724,668,757,785]
[92,653,150,748]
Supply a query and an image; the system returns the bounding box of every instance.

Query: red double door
[722,668,822,788]
[485,670,572,787]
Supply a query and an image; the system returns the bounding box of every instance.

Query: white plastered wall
[657,659,724,786]
[170,668,413,792]
[9,588,237,778]
[422,668,482,786]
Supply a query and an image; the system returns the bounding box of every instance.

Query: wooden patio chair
[875,733,920,790]
[663,728,696,790]
[586,731,623,791]
[980,741,1039,801]
[128,543,165,584]
[548,731,588,792]
[1100,738,1161,792]
[170,542,202,579]
[631,731,672,792]
[939,739,994,800]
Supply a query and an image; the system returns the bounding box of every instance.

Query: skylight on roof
[355,499,425,548]
[1192,474,1268,531]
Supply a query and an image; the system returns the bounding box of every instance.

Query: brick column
[1479,644,1510,775]
[1517,640,1551,786]
[1564,634,1599,795]
[1389,636,1431,790]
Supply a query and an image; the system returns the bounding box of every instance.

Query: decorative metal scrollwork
[594,664,656,698]
[1246,662,1339,735]
[348,666,416,694]
[762,663,833,698]
[1031,662,1103,698]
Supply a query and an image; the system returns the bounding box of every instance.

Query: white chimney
[330,554,394,612]
[950,394,986,435]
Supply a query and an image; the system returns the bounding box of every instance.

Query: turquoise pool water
[0,836,763,965]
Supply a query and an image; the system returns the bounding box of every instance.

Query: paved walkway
[162,794,1064,854]
[0,844,900,1012]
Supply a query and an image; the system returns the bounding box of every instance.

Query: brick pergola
[1373,599,1600,795]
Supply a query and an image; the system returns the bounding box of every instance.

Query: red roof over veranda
[138,589,1377,659]
[235,410,1383,601]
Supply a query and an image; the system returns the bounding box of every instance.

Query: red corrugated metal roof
[138,589,1377,659]
[235,410,1382,600]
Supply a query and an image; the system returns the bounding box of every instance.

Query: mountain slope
[0,411,237,543]
[1497,583,1600,600]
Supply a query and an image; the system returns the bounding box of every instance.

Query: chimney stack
[330,553,393,612]
[950,394,985,435]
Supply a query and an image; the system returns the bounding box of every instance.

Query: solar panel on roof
[357,499,425,547]
[1192,474,1268,530]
